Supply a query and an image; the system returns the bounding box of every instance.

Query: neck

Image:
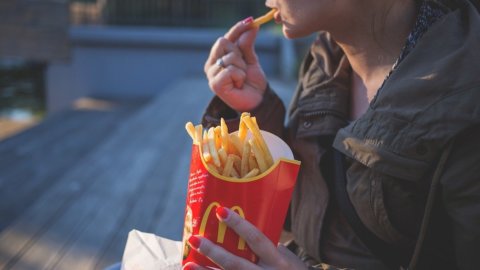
[332,0,417,88]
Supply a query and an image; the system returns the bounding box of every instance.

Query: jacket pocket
[346,160,422,246]
[290,101,348,140]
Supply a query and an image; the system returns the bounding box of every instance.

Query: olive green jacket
[202,0,480,269]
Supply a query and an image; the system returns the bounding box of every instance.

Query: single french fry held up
[253,9,276,27]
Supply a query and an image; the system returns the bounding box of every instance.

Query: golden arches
[198,202,246,250]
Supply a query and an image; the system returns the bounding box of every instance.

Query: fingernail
[242,16,254,25]
[188,235,201,249]
[216,206,229,220]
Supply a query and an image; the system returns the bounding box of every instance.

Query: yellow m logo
[198,202,246,250]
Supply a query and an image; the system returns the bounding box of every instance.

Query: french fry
[243,115,274,167]
[227,140,241,156]
[218,148,228,165]
[230,167,240,178]
[202,131,212,162]
[214,126,222,149]
[229,133,244,155]
[253,9,276,28]
[185,122,196,142]
[249,154,259,172]
[251,116,258,127]
[208,127,222,167]
[222,155,235,177]
[220,118,229,152]
[243,168,259,178]
[186,112,277,179]
[238,112,249,142]
[195,125,203,145]
[207,163,219,174]
[231,154,242,174]
[241,142,251,177]
[249,139,268,173]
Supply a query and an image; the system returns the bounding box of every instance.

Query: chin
[283,27,309,39]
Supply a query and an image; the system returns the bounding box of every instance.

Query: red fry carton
[182,130,300,269]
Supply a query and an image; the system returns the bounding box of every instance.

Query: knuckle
[217,37,228,48]
[223,52,233,61]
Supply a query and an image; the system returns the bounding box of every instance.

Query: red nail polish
[216,206,229,220]
[188,235,201,249]
[242,16,254,25]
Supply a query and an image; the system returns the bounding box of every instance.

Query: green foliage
[0,62,46,116]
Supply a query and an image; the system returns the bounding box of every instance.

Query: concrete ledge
[47,26,286,113]
[70,26,281,52]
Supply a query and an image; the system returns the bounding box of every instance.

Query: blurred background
[0,0,313,269]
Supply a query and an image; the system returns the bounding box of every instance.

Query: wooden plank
[0,110,102,173]
[0,105,144,231]
[0,118,38,141]
[0,77,214,270]
[0,104,145,269]
[52,77,209,269]
[93,136,191,270]
[7,195,103,270]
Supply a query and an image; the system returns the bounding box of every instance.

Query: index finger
[189,236,260,270]
[224,18,255,43]
[216,206,280,266]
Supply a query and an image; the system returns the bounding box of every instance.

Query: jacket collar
[288,32,351,138]
[333,0,480,180]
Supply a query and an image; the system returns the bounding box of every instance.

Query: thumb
[238,26,260,65]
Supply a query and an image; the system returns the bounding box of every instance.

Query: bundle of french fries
[185,113,274,179]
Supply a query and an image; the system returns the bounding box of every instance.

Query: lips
[273,10,282,24]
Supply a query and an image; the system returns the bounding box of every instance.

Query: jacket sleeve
[441,124,480,270]
[201,84,286,138]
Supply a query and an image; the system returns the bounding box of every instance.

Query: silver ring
[216,57,226,69]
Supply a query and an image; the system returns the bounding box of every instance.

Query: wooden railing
[71,0,269,28]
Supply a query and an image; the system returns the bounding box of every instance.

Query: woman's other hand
[183,207,307,270]
[204,18,268,112]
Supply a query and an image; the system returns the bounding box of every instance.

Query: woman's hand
[183,207,308,270]
[204,18,268,112]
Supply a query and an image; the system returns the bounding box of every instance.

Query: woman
[185,0,480,269]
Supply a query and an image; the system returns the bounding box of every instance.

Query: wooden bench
[0,77,213,269]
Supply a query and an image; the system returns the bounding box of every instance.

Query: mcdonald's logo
[198,202,246,250]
